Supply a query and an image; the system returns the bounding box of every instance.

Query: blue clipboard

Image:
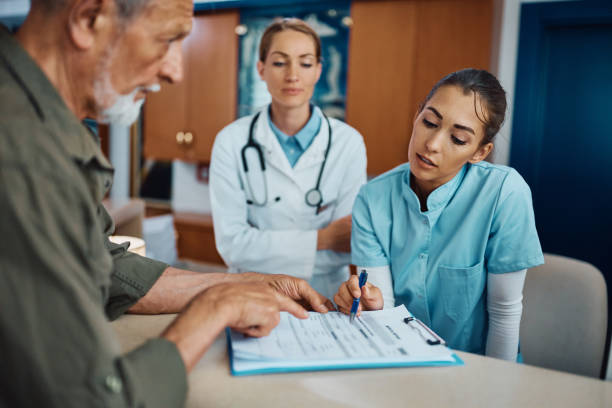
[226,306,464,376]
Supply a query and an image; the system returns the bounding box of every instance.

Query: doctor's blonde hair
[259,18,322,63]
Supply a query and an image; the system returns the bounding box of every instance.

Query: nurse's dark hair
[418,68,507,145]
[259,18,322,63]
[32,0,152,21]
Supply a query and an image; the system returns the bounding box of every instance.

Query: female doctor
[209,18,366,300]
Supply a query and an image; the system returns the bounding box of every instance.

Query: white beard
[97,87,145,126]
[93,54,161,126]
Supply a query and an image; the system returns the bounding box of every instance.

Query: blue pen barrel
[349,271,369,321]
[350,297,360,311]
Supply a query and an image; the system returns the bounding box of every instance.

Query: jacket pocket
[438,260,484,323]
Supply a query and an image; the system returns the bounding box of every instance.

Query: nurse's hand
[334,274,384,316]
[317,215,352,252]
[232,272,335,314]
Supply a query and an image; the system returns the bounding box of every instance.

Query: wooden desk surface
[112,314,612,408]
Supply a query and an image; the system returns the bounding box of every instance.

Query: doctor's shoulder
[212,114,255,150]
[328,117,364,144]
[328,117,366,159]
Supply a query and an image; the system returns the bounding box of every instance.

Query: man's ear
[67,0,112,50]
[468,142,493,164]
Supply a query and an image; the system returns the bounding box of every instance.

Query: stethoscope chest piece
[305,188,323,208]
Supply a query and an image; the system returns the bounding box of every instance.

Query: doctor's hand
[317,215,352,252]
[231,272,335,314]
[162,281,308,372]
[334,274,384,316]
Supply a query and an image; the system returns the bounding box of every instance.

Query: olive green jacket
[0,26,187,407]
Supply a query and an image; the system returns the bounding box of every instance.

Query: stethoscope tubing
[241,109,332,212]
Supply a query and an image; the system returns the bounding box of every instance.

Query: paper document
[228,305,462,376]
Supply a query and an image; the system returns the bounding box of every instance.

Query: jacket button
[104,375,122,394]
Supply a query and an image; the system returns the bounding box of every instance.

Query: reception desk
[112,314,612,408]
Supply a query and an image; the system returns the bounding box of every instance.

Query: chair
[520,253,608,378]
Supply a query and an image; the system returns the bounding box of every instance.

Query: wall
[491,0,576,165]
[346,0,494,175]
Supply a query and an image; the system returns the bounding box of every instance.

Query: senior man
[0,0,334,407]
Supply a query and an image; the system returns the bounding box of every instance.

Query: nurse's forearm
[485,270,526,361]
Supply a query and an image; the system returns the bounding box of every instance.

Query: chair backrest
[520,254,608,378]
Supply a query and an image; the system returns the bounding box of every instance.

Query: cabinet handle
[176,131,185,144]
[184,132,193,145]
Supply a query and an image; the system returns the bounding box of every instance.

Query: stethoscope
[241,110,332,213]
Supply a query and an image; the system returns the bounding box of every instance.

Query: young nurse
[210,19,366,300]
[334,69,544,360]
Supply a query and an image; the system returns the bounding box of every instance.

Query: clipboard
[227,305,463,376]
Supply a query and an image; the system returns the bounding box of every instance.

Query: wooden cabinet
[346,0,493,175]
[145,203,225,264]
[143,11,239,162]
[174,212,224,264]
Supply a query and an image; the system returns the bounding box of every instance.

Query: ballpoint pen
[349,270,368,323]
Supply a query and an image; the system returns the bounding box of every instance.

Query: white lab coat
[209,106,367,300]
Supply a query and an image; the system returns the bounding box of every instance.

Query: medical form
[228,305,462,375]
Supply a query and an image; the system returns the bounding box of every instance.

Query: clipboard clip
[403,317,446,346]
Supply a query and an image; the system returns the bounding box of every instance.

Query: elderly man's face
[95,0,193,124]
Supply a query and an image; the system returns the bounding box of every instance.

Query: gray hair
[32,0,153,21]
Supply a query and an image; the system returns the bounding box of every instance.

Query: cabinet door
[346,0,493,176]
[143,11,239,162]
[186,11,239,162]
[142,44,188,160]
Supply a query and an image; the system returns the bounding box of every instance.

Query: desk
[112,314,612,408]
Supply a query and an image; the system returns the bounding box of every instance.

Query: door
[510,1,612,374]
[143,11,238,162]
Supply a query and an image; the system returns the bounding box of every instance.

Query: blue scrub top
[351,161,544,354]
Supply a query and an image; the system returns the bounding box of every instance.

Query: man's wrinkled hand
[236,272,335,314]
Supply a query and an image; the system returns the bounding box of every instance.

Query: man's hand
[317,214,352,252]
[231,272,335,313]
[333,274,383,316]
[162,281,308,371]
[130,268,335,315]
